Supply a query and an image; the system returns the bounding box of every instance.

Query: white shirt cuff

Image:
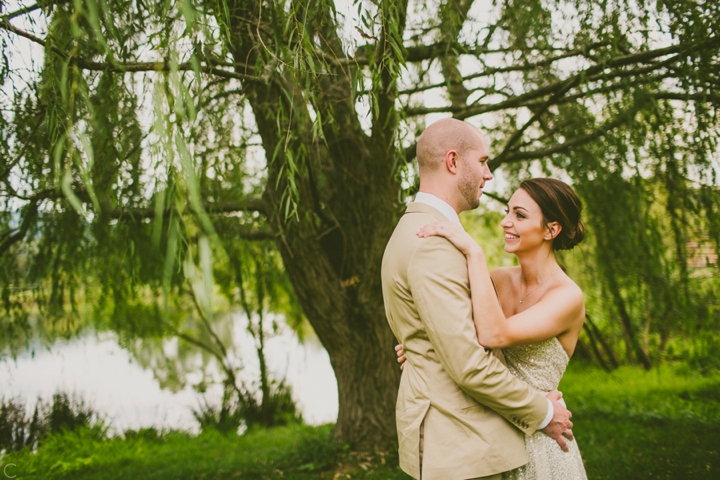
[539,398,554,429]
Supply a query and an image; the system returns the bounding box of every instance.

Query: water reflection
[0,311,338,433]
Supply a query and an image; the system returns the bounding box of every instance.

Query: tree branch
[1,3,41,21]
[0,114,44,180]
[0,198,40,258]
[518,73,675,111]
[653,92,720,103]
[405,43,517,62]
[0,18,47,45]
[404,38,718,118]
[371,0,409,151]
[79,59,261,83]
[319,72,707,168]
[0,21,263,83]
[225,225,275,241]
[489,104,641,168]
[352,41,540,66]
[398,43,610,96]
[162,317,249,400]
[437,0,475,108]
[494,75,584,165]
[109,198,269,221]
[404,143,417,163]
[481,190,509,205]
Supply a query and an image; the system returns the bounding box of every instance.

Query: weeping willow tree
[1,0,719,447]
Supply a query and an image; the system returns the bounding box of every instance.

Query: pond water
[0,312,339,434]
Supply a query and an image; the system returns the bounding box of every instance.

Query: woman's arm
[417,222,584,349]
[467,251,583,349]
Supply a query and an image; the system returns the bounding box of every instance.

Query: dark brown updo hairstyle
[519,178,585,250]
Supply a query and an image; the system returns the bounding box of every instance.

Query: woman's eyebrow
[512,205,529,212]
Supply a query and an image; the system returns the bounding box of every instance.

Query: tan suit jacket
[381,202,548,480]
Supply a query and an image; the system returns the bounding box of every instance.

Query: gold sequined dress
[501,338,587,480]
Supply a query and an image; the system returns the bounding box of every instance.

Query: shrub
[123,427,162,442]
[192,380,302,434]
[0,393,103,453]
[192,396,245,435]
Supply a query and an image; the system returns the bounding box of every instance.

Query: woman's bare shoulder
[490,266,519,287]
[490,266,519,278]
[551,275,585,308]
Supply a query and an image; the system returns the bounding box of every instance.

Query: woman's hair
[519,178,585,250]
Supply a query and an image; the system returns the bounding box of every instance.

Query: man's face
[457,138,493,211]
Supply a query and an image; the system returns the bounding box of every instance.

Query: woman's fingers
[417,221,482,257]
[395,344,405,366]
[417,221,456,238]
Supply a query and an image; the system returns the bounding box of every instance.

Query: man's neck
[416,187,461,213]
[414,192,462,226]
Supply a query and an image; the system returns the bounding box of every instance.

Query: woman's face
[500,188,551,254]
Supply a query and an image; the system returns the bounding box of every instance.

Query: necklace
[518,266,561,304]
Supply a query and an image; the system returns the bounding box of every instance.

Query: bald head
[416,118,486,172]
[414,118,493,213]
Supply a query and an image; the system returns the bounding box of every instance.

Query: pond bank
[0,312,338,433]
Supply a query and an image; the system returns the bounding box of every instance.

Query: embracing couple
[381,118,588,479]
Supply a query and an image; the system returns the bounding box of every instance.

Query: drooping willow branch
[0,189,272,258]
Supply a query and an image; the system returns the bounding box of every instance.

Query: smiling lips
[505,232,519,240]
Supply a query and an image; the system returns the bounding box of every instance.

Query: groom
[381,119,572,480]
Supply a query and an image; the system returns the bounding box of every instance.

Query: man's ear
[445,150,459,174]
[545,222,562,240]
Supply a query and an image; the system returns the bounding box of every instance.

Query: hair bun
[556,219,585,250]
[519,178,585,251]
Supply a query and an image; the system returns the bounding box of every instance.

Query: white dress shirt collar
[414,192,462,227]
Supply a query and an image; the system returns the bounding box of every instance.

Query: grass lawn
[561,363,720,479]
[0,423,408,479]
[2,363,719,479]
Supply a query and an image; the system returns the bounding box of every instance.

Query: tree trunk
[606,276,652,369]
[219,0,406,448]
[584,314,619,370]
[579,328,611,372]
[275,215,402,449]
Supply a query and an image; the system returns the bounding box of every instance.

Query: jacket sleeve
[408,235,548,435]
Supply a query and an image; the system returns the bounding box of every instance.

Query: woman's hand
[416,221,483,257]
[395,344,406,370]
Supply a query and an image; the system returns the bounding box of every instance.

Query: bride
[397,177,588,479]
